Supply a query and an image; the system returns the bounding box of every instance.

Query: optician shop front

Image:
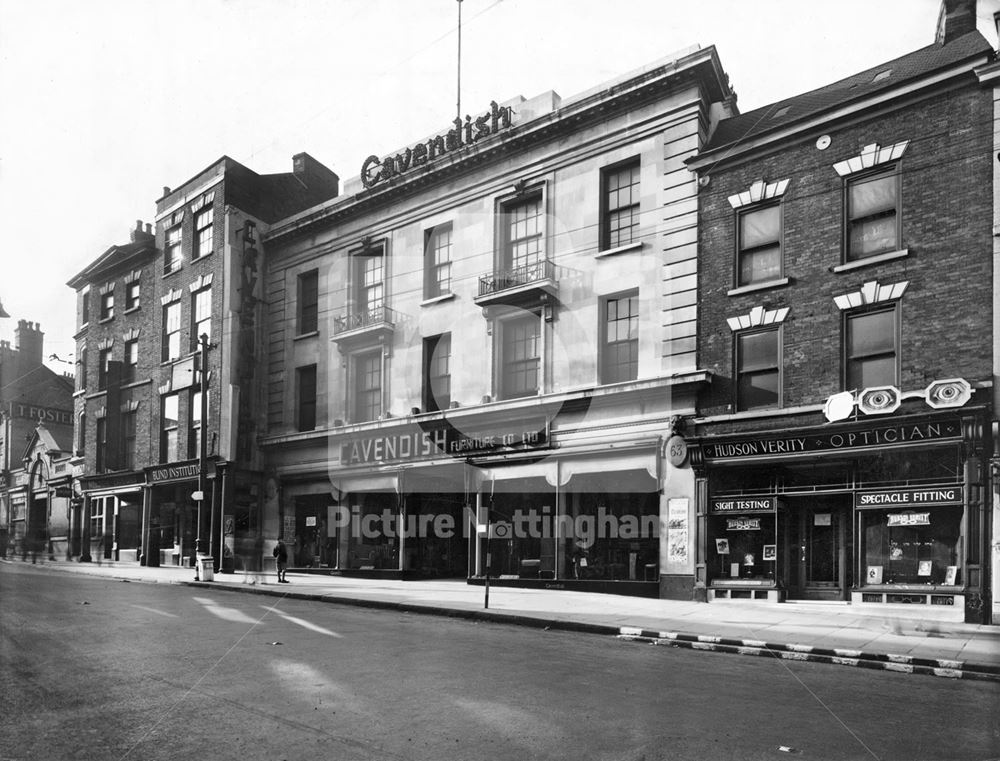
[690,407,991,623]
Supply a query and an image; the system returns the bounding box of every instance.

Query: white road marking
[259,606,343,637]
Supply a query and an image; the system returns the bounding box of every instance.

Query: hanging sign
[887,512,931,527]
[727,517,762,530]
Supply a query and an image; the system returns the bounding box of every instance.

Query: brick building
[685,0,994,621]
[68,155,339,570]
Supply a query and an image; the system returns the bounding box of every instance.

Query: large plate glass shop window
[855,487,962,586]
[709,497,777,583]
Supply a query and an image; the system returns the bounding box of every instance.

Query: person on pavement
[273,539,289,583]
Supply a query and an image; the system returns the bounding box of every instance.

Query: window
[188,389,207,459]
[737,204,782,286]
[602,160,640,250]
[81,288,91,326]
[845,306,898,389]
[297,365,317,431]
[601,292,638,384]
[78,347,88,390]
[100,290,115,321]
[297,270,319,335]
[846,166,899,261]
[160,394,179,463]
[502,194,544,272]
[353,351,382,422]
[165,225,182,273]
[98,347,112,391]
[122,339,138,385]
[125,281,140,311]
[424,224,453,298]
[194,207,214,259]
[736,328,780,410]
[192,287,211,349]
[96,417,107,473]
[162,301,181,362]
[423,334,451,412]
[500,314,540,399]
[357,253,384,315]
[122,410,137,471]
[77,412,86,454]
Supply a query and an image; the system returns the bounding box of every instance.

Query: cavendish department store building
[259,45,737,598]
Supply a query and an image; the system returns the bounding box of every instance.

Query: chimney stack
[15,319,44,375]
[936,0,977,45]
[130,219,154,243]
[292,152,339,197]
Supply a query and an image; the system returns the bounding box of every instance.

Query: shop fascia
[360,100,515,189]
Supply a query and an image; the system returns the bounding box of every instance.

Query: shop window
[735,328,780,410]
[122,339,138,385]
[164,225,182,273]
[860,505,961,586]
[737,203,782,286]
[499,313,540,400]
[424,224,453,299]
[100,290,115,321]
[126,281,140,311]
[95,417,108,473]
[601,291,638,384]
[346,492,398,569]
[846,165,899,262]
[160,393,179,463]
[122,410,137,471]
[601,159,640,250]
[352,351,382,423]
[191,286,211,350]
[708,506,778,584]
[296,364,317,431]
[194,207,213,259]
[297,269,319,335]
[423,333,451,412]
[501,193,544,273]
[845,305,897,390]
[98,347,112,391]
[162,301,181,362]
[90,496,108,546]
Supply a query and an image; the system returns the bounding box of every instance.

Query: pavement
[5,555,1000,682]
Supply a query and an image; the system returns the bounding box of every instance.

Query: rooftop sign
[360,101,514,189]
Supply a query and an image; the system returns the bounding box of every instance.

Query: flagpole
[456,0,463,123]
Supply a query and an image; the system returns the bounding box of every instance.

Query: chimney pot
[146,223,152,234]
[163,186,171,196]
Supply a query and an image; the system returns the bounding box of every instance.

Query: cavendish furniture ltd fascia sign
[361,101,515,189]
[711,497,776,514]
[855,486,961,509]
[702,419,960,461]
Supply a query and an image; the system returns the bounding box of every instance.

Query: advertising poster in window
[665,498,689,571]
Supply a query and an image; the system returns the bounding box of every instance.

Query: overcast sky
[1,0,997,369]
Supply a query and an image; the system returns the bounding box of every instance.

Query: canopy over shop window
[556,452,658,489]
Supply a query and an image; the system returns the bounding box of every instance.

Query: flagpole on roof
[456,0,463,123]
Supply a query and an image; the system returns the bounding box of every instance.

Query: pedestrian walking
[272,539,289,583]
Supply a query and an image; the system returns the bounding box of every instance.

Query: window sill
[124,306,140,315]
[294,330,320,341]
[421,293,456,307]
[99,316,114,324]
[595,241,644,259]
[190,251,213,263]
[162,267,182,278]
[831,248,909,273]
[727,277,791,297]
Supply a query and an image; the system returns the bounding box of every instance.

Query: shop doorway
[784,497,851,600]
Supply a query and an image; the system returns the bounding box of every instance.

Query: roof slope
[704,31,992,154]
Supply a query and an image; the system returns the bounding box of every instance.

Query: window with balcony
[845,305,898,390]
[353,350,382,422]
[423,333,451,412]
[162,301,181,362]
[737,203,782,287]
[357,252,384,315]
[297,365,317,431]
[502,193,544,274]
[601,292,638,384]
[499,314,540,400]
[164,225,182,273]
[735,328,781,411]
[846,166,900,262]
[194,207,214,259]
[297,269,319,335]
[424,224,453,299]
[601,159,640,250]
[160,393,179,463]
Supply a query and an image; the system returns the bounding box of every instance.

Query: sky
[1,0,998,371]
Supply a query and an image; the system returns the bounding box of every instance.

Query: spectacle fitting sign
[855,487,961,509]
[360,101,515,189]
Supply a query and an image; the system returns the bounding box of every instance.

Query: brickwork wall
[696,85,992,431]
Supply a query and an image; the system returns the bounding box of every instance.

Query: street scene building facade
[18,0,994,623]
[687,0,994,622]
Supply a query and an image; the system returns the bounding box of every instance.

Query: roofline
[688,53,991,171]
[265,46,732,246]
[66,241,157,290]
[154,155,241,205]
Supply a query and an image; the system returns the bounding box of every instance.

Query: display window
[708,511,777,583]
[859,505,962,586]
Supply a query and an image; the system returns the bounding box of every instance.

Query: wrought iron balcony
[332,304,398,347]
[473,259,558,309]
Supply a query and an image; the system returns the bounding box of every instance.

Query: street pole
[194,333,209,580]
[484,520,491,609]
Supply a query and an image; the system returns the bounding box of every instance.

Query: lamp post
[193,332,209,580]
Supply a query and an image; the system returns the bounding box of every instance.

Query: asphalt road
[1,562,998,761]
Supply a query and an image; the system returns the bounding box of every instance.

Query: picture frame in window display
[866,565,883,584]
[715,538,730,554]
[944,565,958,585]
[762,544,776,561]
[917,560,932,577]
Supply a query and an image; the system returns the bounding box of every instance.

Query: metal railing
[333,304,398,336]
[477,259,556,298]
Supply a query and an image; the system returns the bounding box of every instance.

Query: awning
[480,460,557,494]
[555,451,658,489]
